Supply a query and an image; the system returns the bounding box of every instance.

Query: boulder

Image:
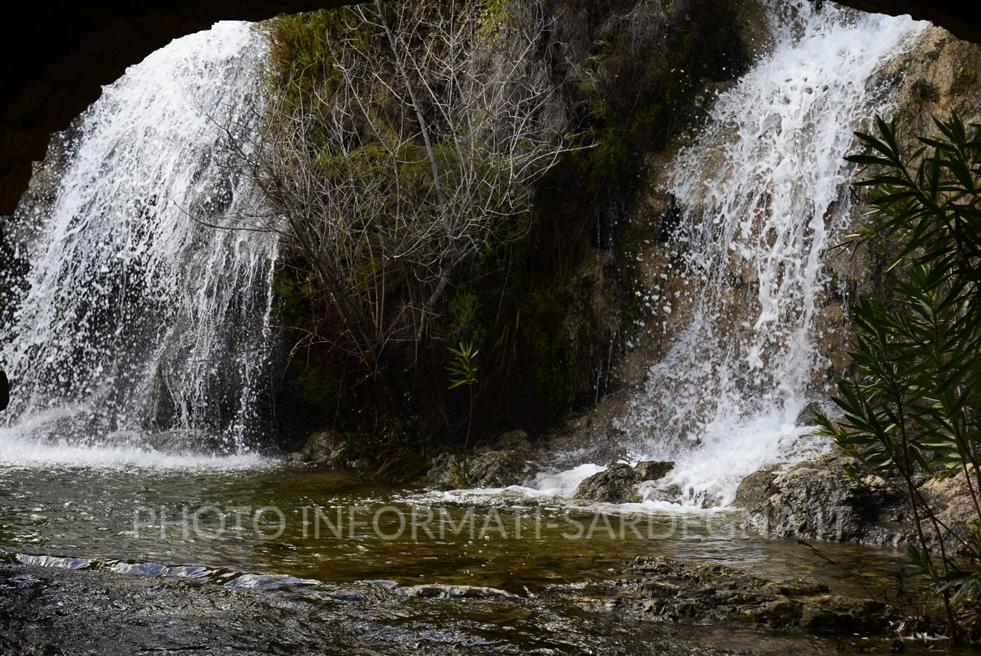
[634,460,674,482]
[794,401,825,427]
[733,468,778,511]
[739,453,909,546]
[467,449,535,488]
[287,429,346,468]
[575,463,640,503]
[427,448,537,489]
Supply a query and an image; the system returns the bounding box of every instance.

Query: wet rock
[396,584,519,600]
[800,595,889,631]
[634,460,674,482]
[740,453,910,546]
[752,598,803,625]
[648,483,682,503]
[739,453,979,550]
[794,401,825,427]
[146,430,209,453]
[575,463,640,503]
[760,579,829,597]
[919,469,978,545]
[582,556,896,634]
[733,469,777,510]
[427,448,537,489]
[425,452,456,488]
[467,449,535,488]
[287,429,346,468]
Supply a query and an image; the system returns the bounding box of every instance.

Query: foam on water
[0,429,271,470]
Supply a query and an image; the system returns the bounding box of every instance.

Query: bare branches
[256,0,572,385]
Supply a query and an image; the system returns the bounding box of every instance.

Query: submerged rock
[575,463,640,503]
[573,556,895,634]
[799,595,888,631]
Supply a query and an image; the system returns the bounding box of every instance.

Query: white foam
[0,415,272,471]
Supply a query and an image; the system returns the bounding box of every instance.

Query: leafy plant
[816,115,980,639]
[447,340,479,463]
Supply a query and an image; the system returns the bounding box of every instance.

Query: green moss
[272,270,315,321]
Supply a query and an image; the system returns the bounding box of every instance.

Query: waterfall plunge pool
[0,461,976,654]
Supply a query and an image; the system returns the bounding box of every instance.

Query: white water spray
[518,2,924,507]
[0,22,278,465]
[625,2,923,506]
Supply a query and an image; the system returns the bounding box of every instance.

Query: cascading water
[622,1,924,506]
[0,22,278,466]
[519,2,925,507]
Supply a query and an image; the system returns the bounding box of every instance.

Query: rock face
[1,2,979,216]
[832,0,980,44]
[731,26,981,549]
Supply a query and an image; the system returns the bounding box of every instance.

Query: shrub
[817,115,980,638]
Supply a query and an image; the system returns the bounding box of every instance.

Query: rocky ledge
[735,452,977,550]
[549,555,955,641]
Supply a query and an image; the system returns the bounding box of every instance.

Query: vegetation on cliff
[257,0,749,462]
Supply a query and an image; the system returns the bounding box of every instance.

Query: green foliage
[448,456,474,487]
[446,339,479,460]
[446,340,479,391]
[448,290,481,334]
[817,115,981,638]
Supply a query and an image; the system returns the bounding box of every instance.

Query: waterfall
[619,2,924,506]
[519,2,925,506]
[0,22,278,464]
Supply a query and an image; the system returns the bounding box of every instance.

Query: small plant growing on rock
[817,115,980,640]
[447,340,479,468]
